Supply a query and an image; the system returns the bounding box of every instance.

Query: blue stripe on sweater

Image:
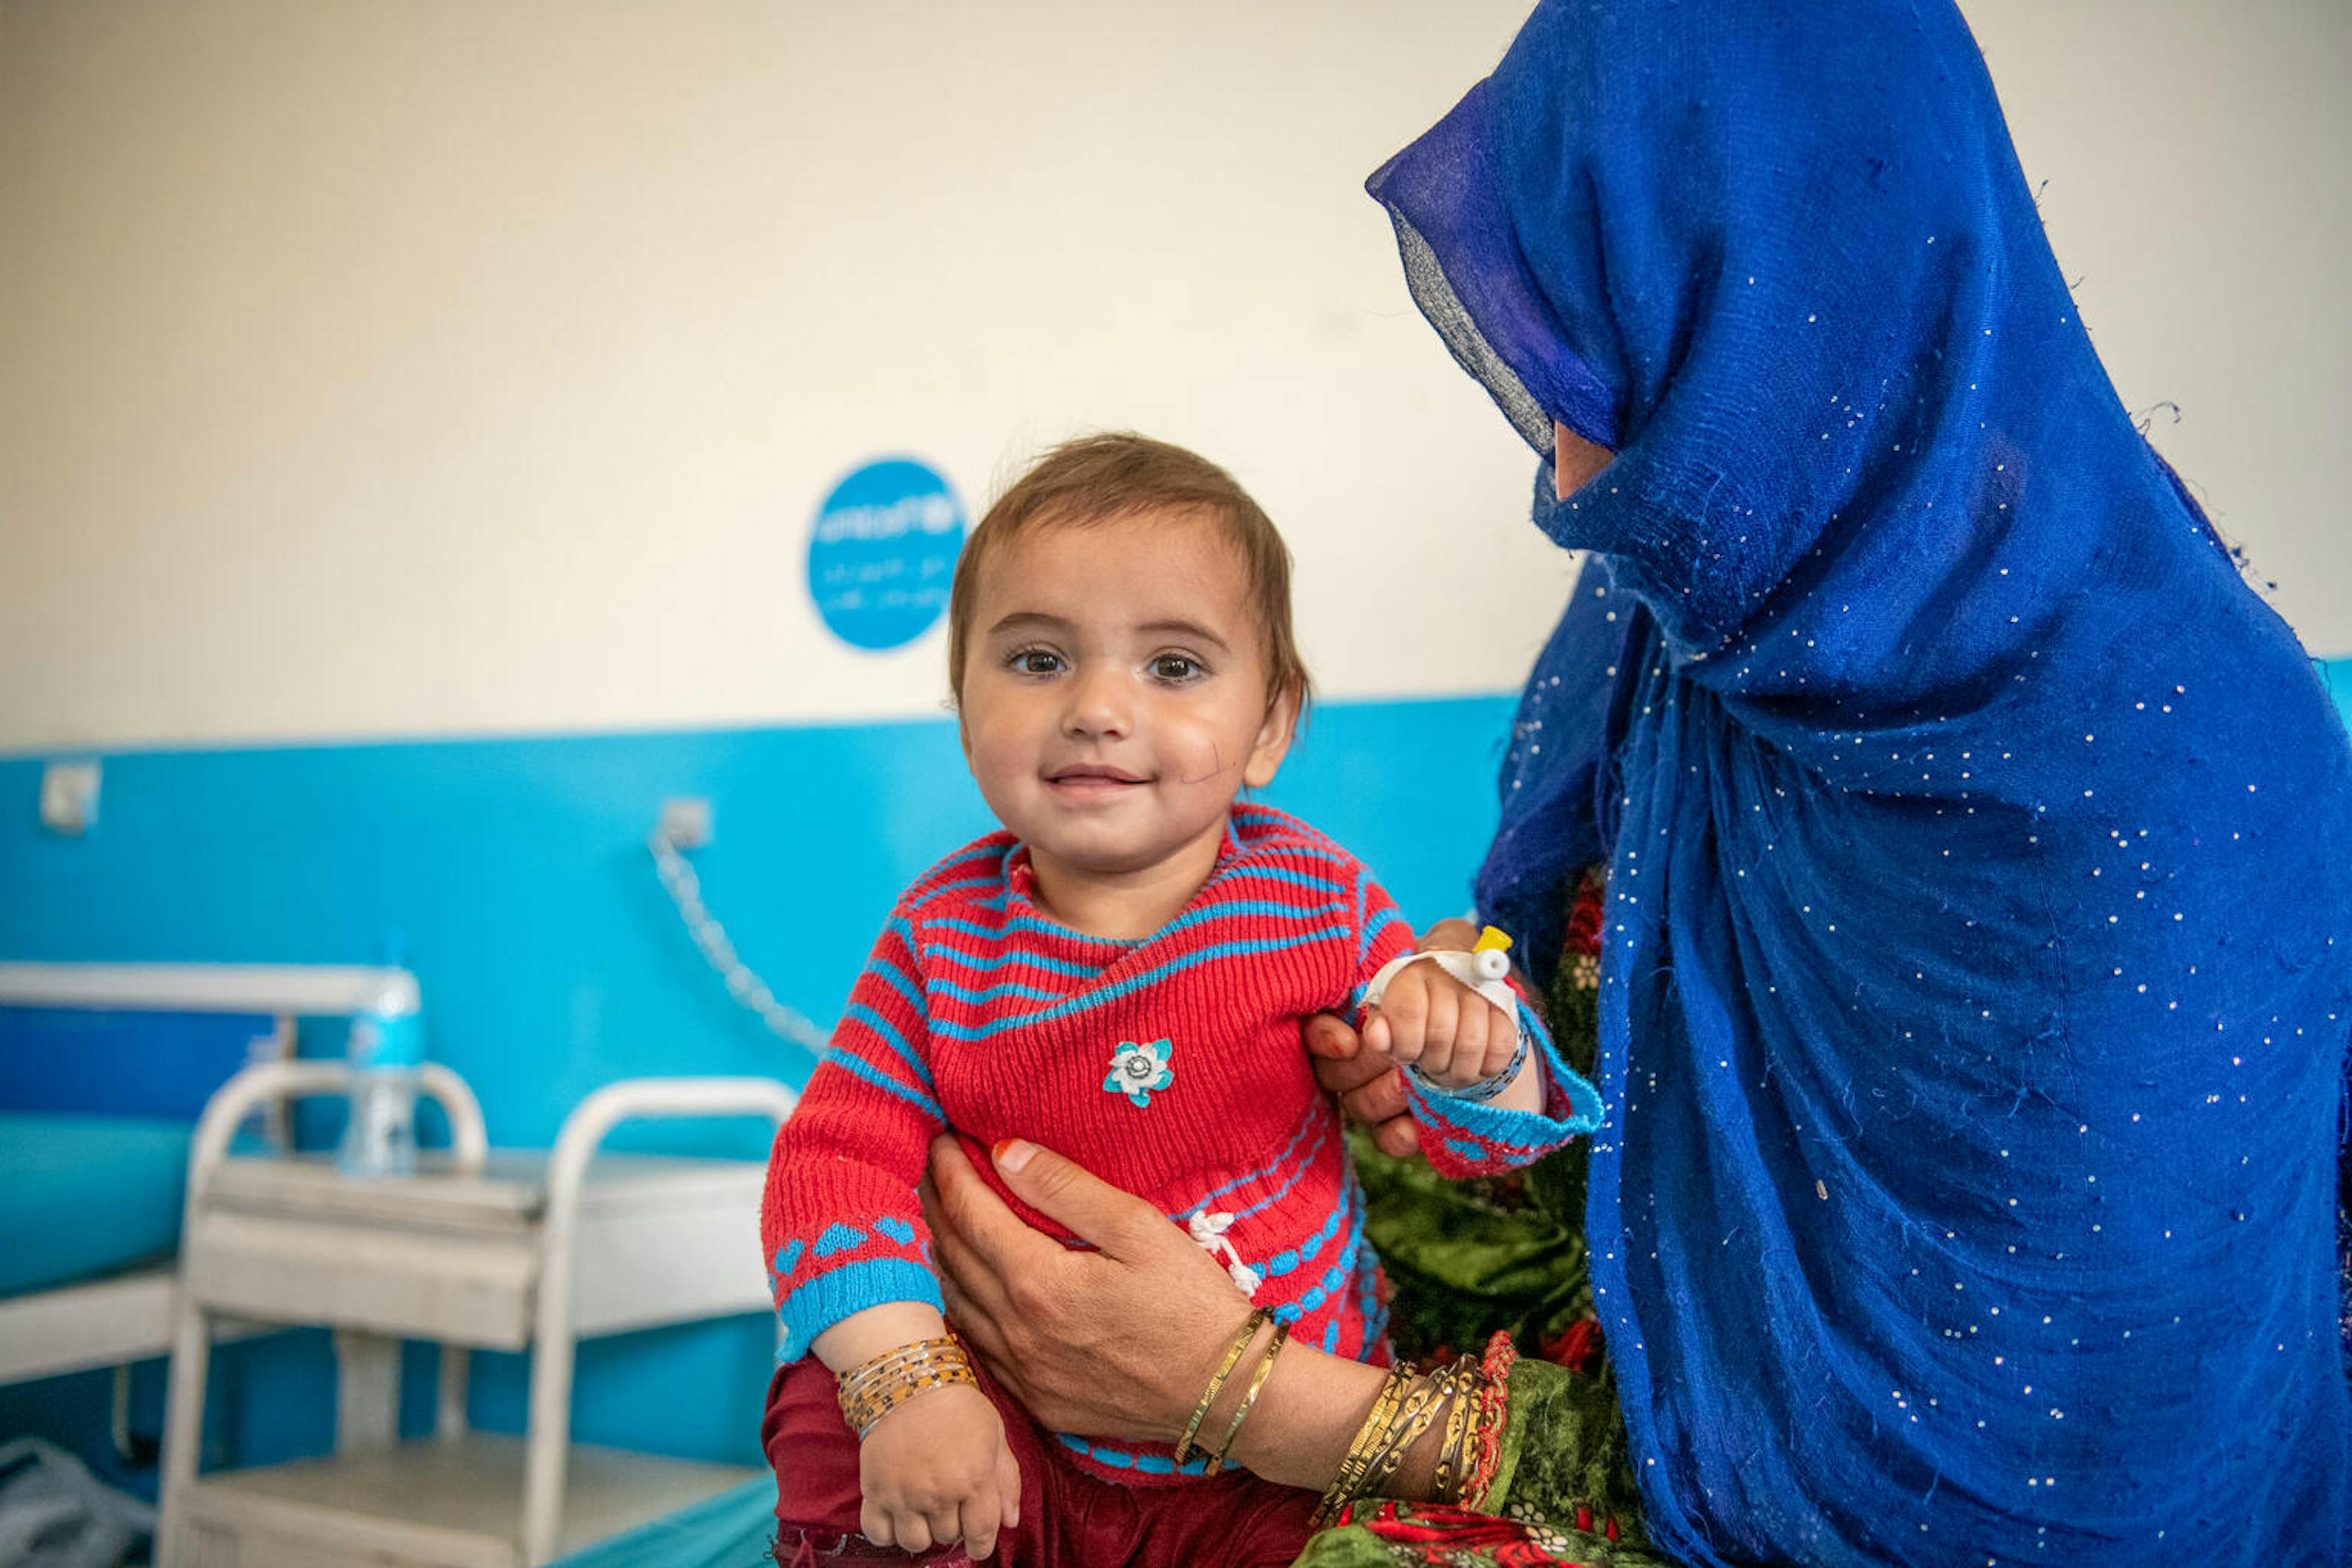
[862,953,926,1016]
[1270,1218,1365,1325]
[926,900,1340,981]
[919,936,1107,978]
[1259,1183,1353,1281]
[1050,1433,1212,1477]
[1163,1110,1325,1222]
[1212,863,1351,899]
[1360,905,1410,961]
[925,930,1333,1041]
[927,976,1063,1007]
[913,874,1005,905]
[821,1038,944,1123]
[926,914,1133,951]
[1352,865,1372,965]
[1224,1117,1333,1226]
[1144,897,1351,944]
[841,1001,935,1090]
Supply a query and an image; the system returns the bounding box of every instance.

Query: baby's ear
[1243,680,1302,789]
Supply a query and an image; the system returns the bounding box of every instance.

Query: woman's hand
[927,1136,1433,1498]
[1305,916,1480,1158]
[924,1136,1252,1443]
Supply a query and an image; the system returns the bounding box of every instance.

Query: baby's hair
[946,432,1312,720]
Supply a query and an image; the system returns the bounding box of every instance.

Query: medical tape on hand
[1361,946,1518,1022]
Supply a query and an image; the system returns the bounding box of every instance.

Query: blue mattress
[0,1111,192,1298]
[549,1478,773,1568]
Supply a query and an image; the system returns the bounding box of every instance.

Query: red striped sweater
[760,804,1601,1481]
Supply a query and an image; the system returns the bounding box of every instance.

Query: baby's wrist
[812,1300,950,1373]
[1408,1011,1532,1102]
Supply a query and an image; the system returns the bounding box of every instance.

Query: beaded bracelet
[1204,1318,1289,1474]
[836,1336,976,1439]
[1175,1308,1272,1466]
[1460,1332,1519,1511]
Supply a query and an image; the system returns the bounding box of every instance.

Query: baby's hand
[859,1382,1022,1559]
[1367,959,1518,1090]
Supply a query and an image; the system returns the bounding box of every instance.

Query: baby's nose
[1062,665,1133,736]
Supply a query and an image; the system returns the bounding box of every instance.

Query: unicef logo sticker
[807,458,966,650]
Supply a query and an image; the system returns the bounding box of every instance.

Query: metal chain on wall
[648,827,831,1055]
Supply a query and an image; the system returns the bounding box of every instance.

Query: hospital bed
[0,964,370,1410]
[0,962,797,1566]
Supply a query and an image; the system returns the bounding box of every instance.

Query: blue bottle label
[352,1011,424,1071]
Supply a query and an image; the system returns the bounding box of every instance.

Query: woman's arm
[922,1136,1444,1498]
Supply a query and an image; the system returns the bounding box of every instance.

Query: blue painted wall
[0,694,1518,1480]
[0,696,1520,1143]
[7,662,2346,1487]
[2319,658,2352,730]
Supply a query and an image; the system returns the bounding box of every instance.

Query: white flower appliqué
[1102,1038,1174,1108]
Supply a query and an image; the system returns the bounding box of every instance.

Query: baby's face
[958,508,1292,891]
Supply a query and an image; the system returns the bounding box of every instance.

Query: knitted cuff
[774,1256,944,1363]
[1407,1000,1604,1177]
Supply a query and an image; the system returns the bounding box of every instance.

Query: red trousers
[764,1357,1319,1568]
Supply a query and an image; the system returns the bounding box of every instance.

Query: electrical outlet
[39,760,101,837]
[658,796,713,850]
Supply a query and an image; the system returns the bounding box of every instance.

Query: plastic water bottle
[337,948,424,1178]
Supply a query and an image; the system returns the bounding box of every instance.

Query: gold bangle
[840,1360,976,1438]
[835,1335,962,1393]
[1430,1359,1478,1503]
[836,1336,976,1438]
[839,1335,959,1380]
[842,1335,969,1410]
[834,1334,962,1403]
[1175,1308,1270,1465]
[1333,1366,1412,1518]
[1204,1319,1288,1474]
[1360,1370,1449,1501]
[1313,1363,1410,1526]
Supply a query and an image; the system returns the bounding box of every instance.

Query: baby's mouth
[1046,765,1147,788]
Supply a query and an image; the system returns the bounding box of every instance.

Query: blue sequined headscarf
[1371,2,2352,1562]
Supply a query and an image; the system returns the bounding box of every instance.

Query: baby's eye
[1008,647,1065,676]
[1150,654,1205,684]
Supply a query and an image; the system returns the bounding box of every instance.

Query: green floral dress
[1287,873,1676,1568]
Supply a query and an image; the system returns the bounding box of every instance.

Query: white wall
[1970,1,2352,622]
[2,1,2345,754]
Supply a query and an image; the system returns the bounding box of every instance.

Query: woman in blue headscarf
[923,2,2352,1564]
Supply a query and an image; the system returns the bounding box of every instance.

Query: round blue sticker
[806,458,965,651]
